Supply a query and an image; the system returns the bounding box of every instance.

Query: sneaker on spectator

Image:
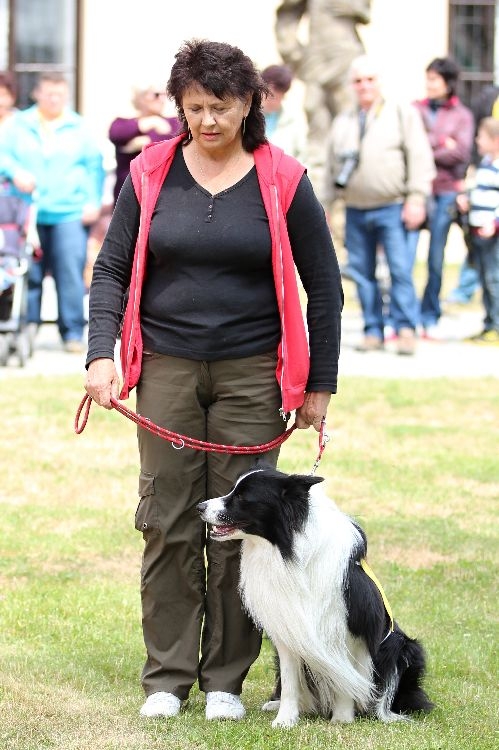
[140,692,182,718]
[355,335,384,352]
[466,329,499,345]
[64,339,85,354]
[396,327,416,355]
[205,691,245,721]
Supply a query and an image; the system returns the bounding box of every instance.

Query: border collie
[197,466,434,728]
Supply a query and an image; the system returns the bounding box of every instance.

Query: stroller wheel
[0,335,9,366]
[16,330,30,367]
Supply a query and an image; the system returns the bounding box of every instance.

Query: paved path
[1,302,497,381]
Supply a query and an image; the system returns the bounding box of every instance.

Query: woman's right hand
[85,358,120,409]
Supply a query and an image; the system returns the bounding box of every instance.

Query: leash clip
[310,418,329,475]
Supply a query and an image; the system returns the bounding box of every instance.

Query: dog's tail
[373,627,434,721]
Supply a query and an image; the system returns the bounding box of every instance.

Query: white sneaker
[140,691,182,718]
[205,691,246,720]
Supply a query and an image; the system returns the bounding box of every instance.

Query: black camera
[334,151,360,189]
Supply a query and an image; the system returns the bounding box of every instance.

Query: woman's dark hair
[167,39,269,151]
[0,71,17,98]
[426,57,461,98]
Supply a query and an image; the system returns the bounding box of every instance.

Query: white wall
[360,0,448,103]
[82,0,282,136]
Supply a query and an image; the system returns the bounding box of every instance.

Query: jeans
[28,219,89,342]
[345,203,420,339]
[420,192,457,327]
[449,258,481,300]
[471,234,499,331]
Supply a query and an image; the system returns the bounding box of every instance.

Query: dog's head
[197,465,324,560]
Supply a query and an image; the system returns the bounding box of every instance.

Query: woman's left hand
[295,391,331,431]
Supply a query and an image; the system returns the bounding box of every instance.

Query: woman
[108,83,180,204]
[85,39,343,721]
[413,57,474,338]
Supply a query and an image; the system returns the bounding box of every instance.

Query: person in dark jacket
[84,39,343,723]
[413,57,474,337]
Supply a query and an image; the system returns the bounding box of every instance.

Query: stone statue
[275,0,371,200]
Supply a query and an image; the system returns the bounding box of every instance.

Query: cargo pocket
[134,471,160,538]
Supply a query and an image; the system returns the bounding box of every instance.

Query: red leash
[75,393,329,467]
[75,393,297,454]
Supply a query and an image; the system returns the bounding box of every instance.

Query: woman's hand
[295,391,331,431]
[13,169,36,193]
[85,358,120,409]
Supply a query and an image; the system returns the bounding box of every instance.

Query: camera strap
[358,99,384,144]
[359,108,367,141]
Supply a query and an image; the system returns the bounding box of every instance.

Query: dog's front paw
[262,699,280,712]
[331,697,355,723]
[272,710,299,728]
[330,712,355,723]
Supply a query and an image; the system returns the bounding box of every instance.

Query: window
[449,0,497,107]
[5,0,79,109]
[0,0,8,69]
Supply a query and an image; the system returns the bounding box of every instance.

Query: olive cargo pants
[134,351,286,699]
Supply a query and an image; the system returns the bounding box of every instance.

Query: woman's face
[181,84,250,150]
[137,89,167,116]
[425,70,449,100]
[34,80,69,120]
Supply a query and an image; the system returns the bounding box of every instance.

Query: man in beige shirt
[324,55,435,355]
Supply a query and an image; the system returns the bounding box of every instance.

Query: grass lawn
[0,373,497,750]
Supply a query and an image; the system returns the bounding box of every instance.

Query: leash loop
[74,392,92,434]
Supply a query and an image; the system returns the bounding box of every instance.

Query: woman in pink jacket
[84,39,342,722]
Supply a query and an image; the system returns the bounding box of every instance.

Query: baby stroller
[0,187,35,366]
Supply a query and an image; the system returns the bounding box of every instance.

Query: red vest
[120,135,310,413]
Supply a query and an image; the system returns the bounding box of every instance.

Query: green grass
[0,375,498,749]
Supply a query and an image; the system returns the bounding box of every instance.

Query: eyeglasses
[353,76,376,84]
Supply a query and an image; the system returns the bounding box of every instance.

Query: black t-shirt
[142,150,280,358]
[87,146,343,391]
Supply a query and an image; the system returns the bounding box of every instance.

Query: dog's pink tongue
[213,525,234,535]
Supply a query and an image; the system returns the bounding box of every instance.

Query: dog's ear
[288,473,324,489]
[300,474,324,486]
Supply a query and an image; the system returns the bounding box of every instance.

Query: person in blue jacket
[0,72,104,352]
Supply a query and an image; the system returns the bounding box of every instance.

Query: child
[457,117,499,344]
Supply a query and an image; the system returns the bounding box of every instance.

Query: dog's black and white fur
[197,465,433,728]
